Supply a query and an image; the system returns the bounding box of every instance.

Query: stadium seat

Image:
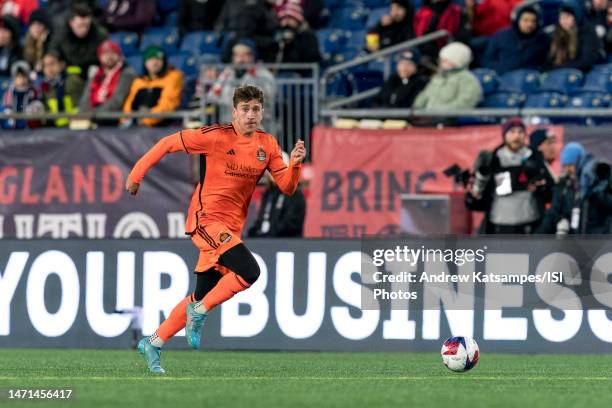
[0,76,10,91]
[345,30,366,50]
[472,68,499,95]
[109,32,139,56]
[180,31,221,55]
[125,55,144,76]
[140,28,179,54]
[365,7,387,29]
[539,68,583,94]
[325,0,362,10]
[363,0,388,8]
[317,28,347,56]
[198,53,221,65]
[164,11,178,27]
[480,91,524,108]
[333,48,362,64]
[569,91,610,108]
[328,6,368,30]
[168,52,198,76]
[349,69,384,93]
[523,92,566,108]
[497,69,541,93]
[580,70,612,93]
[591,63,612,72]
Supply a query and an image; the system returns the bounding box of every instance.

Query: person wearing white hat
[413,42,482,111]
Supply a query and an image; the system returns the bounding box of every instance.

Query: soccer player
[125,85,306,373]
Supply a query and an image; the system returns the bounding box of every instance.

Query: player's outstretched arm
[125,132,186,196]
[269,139,306,195]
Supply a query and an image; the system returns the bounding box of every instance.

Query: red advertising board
[305,125,563,237]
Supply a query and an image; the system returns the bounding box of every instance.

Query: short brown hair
[233,85,264,107]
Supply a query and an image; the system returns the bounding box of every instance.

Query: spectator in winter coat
[480,4,550,75]
[374,49,428,108]
[546,1,603,72]
[23,9,52,76]
[413,42,481,110]
[537,142,612,234]
[586,0,608,38]
[79,40,136,119]
[586,0,612,54]
[2,60,43,129]
[101,0,156,34]
[207,40,276,133]
[40,50,85,127]
[274,2,320,65]
[366,0,414,52]
[178,0,224,35]
[0,15,20,76]
[122,45,183,127]
[49,4,108,77]
[219,0,278,63]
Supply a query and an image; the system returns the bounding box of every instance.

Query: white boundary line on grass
[0,377,610,381]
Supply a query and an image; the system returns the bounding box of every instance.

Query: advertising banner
[1,238,610,353]
[305,125,565,238]
[0,128,194,239]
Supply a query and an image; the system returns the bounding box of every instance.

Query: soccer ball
[441,336,479,372]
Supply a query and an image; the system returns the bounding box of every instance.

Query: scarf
[89,62,123,108]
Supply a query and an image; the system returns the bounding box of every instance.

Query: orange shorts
[191,221,242,273]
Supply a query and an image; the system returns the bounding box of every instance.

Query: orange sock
[156,294,194,342]
[202,272,250,311]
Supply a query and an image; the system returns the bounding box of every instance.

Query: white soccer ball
[441,336,479,372]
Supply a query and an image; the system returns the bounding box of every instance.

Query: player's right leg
[186,243,260,349]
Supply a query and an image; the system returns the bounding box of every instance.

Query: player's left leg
[186,243,260,349]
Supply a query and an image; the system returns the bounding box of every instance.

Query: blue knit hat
[560,142,585,165]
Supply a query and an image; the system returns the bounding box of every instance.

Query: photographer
[465,118,553,234]
[537,142,612,235]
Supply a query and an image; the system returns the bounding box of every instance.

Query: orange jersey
[128,124,302,235]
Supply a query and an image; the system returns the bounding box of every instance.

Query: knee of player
[243,264,260,285]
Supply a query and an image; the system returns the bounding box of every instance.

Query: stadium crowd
[1,0,612,128]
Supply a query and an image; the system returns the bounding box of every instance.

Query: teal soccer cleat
[137,338,165,374]
[185,302,208,349]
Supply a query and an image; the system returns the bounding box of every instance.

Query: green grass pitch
[0,349,611,408]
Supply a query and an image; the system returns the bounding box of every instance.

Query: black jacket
[374,73,428,108]
[248,184,306,237]
[368,11,414,50]
[220,0,278,62]
[546,23,603,72]
[276,29,321,64]
[178,0,224,34]
[481,5,550,74]
[537,158,612,234]
[49,21,107,75]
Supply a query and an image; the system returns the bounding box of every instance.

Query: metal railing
[319,107,612,125]
[0,63,319,154]
[319,30,451,109]
[197,62,319,151]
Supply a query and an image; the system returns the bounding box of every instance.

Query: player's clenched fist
[125,179,140,195]
[291,139,307,164]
